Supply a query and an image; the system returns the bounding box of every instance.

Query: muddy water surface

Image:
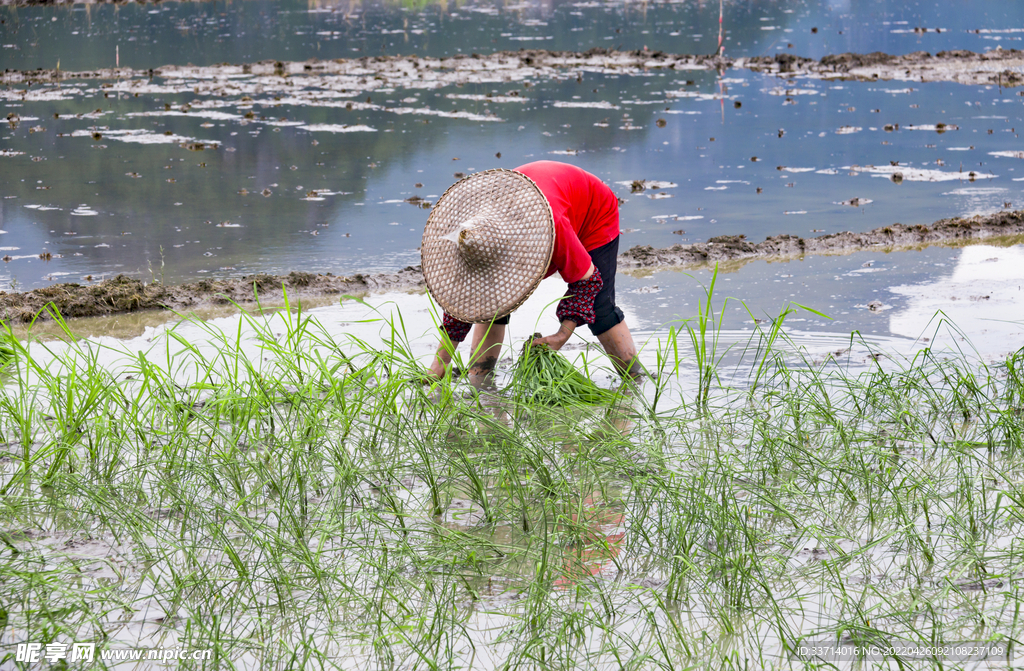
[1,0,1024,353]
[3,59,1024,291]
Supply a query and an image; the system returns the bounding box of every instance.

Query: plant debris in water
[511,336,617,405]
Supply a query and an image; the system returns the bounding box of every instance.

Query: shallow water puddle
[619,242,1024,364]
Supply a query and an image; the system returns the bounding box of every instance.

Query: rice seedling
[0,296,1021,670]
[509,337,619,407]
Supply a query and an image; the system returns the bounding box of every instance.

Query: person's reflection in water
[554,391,638,588]
[429,361,644,590]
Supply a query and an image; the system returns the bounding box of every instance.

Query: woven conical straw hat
[422,169,554,323]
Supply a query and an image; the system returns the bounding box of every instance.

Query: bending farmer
[421,160,639,379]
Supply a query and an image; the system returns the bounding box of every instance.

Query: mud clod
[0,267,425,324]
[286,271,317,287]
[619,210,1024,270]
[404,195,433,209]
[819,52,898,70]
[4,48,1021,93]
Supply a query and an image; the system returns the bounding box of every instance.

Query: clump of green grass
[509,336,618,406]
[1,293,1023,670]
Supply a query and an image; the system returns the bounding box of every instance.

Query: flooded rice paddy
[1,283,1024,669]
[2,0,1024,669]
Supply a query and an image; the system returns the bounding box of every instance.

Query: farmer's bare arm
[532,320,577,351]
[532,263,596,351]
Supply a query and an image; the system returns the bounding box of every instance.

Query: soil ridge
[3,211,1024,323]
[0,267,425,323]
[3,47,1022,88]
[619,210,1024,268]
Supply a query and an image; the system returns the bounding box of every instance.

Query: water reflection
[4,1,1024,72]
[888,244,1024,352]
[2,59,1021,290]
[2,0,1024,305]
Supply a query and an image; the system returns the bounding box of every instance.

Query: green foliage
[0,303,1021,670]
[510,339,618,406]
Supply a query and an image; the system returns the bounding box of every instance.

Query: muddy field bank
[618,210,1024,269]
[3,48,1023,89]
[3,210,1023,323]
[0,267,425,323]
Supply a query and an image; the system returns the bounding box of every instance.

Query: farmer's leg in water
[596,321,639,377]
[428,333,458,379]
[468,322,506,377]
[587,237,641,377]
[428,317,507,379]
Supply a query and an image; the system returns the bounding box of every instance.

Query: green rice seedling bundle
[510,336,617,405]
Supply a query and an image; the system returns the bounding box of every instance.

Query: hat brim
[421,169,554,323]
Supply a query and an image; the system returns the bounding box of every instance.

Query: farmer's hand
[532,320,577,351]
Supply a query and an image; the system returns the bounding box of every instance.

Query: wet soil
[745,48,1024,87]
[2,48,1022,90]
[619,209,1024,269]
[0,266,424,323]
[3,211,1024,323]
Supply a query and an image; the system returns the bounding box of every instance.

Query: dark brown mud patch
[620,210,1024,269]
[0,266,424,324]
